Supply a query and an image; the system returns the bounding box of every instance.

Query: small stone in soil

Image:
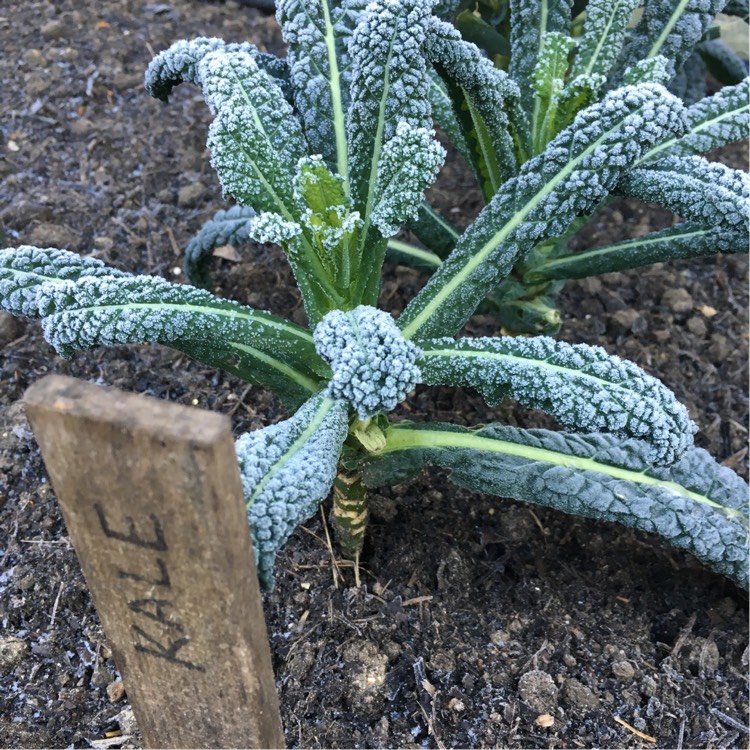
[518,670,558,713]
[40,19,67,40]
[0,311,21,346]
[611,660,635,681]
[686,316,708,337]
[661,288,694,315]
[0,635,29,671]
[561,678,599,710]
[106,680,126,703]
[178,182,208,208]
[27,221,78,248]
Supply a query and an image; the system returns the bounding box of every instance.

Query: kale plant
[378,0,750,333]
[1,0,747,590]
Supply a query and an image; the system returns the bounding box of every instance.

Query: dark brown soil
[0,1,748,748]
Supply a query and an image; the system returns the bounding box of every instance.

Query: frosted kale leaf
[643,77,750,160]
[371,122,445,237]
[236,392,349,588]
[618,0,727,78]
[248,212,303,245]
[184,205,257,287]
[0,246,129,318]
[424,16,520,193]
[1,251,324,405]
[526,223,748,281]
[508,0,573,147]
[419,336,696,465]
[314,305,422,419]
[199,50,307,216]
[346,0,434,220]
[276,0,365,177]
[398,84,688,341]
[622,56,674,86]
[569,0,640,82]
[427,70,472,168]
[145,37,291,102]
[620,155,750,234]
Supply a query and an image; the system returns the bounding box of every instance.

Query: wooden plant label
[24,375,285,749]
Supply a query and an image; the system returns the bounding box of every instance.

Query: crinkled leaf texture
[146,39,344,324]
[398,84,688,341]
[184,205,257,287]
[198,49,307,216]
[314,306,421,419]
[0,246,129,318]
[363,423,750,588]
[345,0,440,304]
[508,0,573,122]
[276,0,365,178]
[144,37,292,102]
[616,0,726,79]
[569,0,640,82]
[419,336,696,465]
[0,247,324,408]
[424,16,519,195]
[370,122,445,237]
[346,0,434,215]
[619,155,750,234]
[147,40,305,215]
[236,392,349,589]
[642,77,750,161]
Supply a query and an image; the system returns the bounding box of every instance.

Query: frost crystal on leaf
[314,305,422,418]
[145,37,291,102]
[419,335,697,465]
[235,393,349,589]
[346,0,434,215]
[620,155,750,234]
[248,212,302,245]
[0,246,130,318]
[372,122,445,237]
[622,56,673,86]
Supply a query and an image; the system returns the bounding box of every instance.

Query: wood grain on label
[24,375,285,749]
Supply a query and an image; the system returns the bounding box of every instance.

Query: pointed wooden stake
[24,375,285,749]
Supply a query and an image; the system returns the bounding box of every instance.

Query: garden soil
[0,1,748,748]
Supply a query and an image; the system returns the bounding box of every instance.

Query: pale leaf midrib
[639,102,750,161]
[420,346,620,391]
[401,102,645,339]
[646,0,690,60]
[56,300,315,342]
[535,227,708,272]
[247,396,335,506]
[382,426,738,513]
